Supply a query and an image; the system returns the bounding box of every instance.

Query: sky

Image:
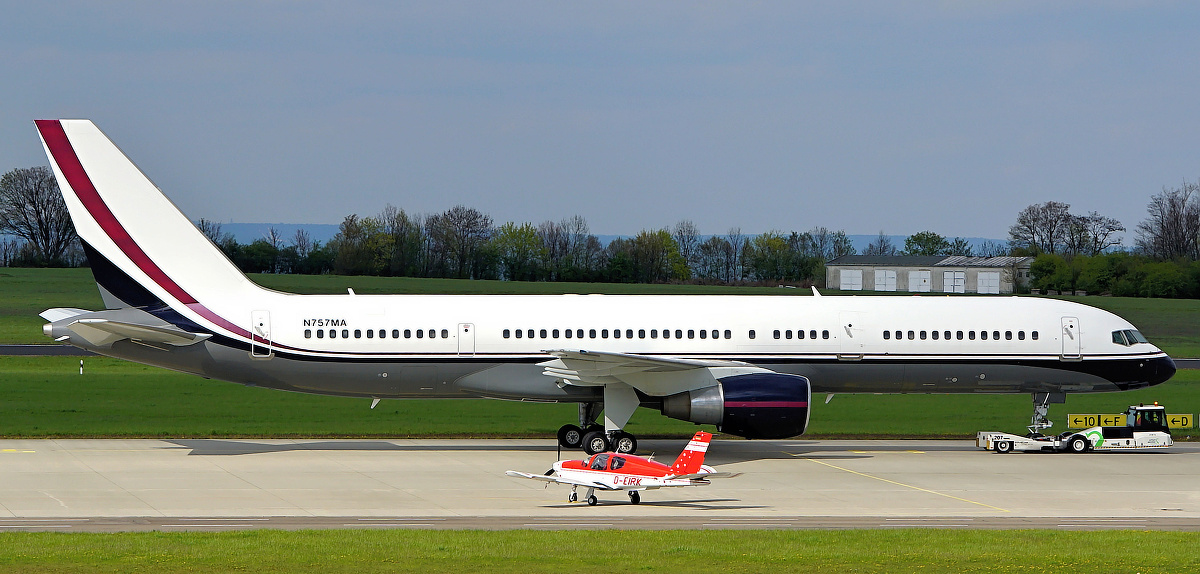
[2,2,1199,243]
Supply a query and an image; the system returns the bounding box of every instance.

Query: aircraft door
[251,310,273,359]
[1060,316,1080,360]
[838,311,866,361]
[457,323,475,356]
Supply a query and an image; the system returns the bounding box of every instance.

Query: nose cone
[1148,356,1177,386]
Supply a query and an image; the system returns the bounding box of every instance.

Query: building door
[457,323,476,356]
[250,310,272,359]
[840,269,863,291]
[874,270,897,292]
[942,271,965,293]
[908,270,931,292]
[978,271,1000,294]
[1061,317,1080,360]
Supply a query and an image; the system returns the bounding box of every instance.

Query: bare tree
[725,227,745,281]
[0,167,77,264]
[672,219,700,278]
[197,218,234,248]
[863,230,897,256]
[264,226,284,249]
[1008,201,1072,254]
[290,228,313,259]
[538,219,567,279]
[1135,181,1200,260]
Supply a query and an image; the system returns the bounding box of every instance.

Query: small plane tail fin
[666,431,713,476]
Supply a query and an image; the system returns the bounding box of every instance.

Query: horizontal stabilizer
[43,307,211,349]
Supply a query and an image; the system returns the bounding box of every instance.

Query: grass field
[0,529,1195,573]
[3,268,1198,356]
[3,356,1195,439]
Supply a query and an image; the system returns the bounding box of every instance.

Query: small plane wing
[505,471,617,491]
[539,349,769,395]
[667,471,742,480]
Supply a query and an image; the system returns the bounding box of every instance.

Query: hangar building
[825,255,1033,294]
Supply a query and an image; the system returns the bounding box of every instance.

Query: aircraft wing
[42,307,212,349]
[505,471,618,490]
[667,471,742,480]
[539,349,770,396]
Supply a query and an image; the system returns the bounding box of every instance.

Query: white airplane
[506,430,738,505]
[35,120,1176,454]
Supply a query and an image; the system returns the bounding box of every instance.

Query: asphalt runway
[1,438,1197,532]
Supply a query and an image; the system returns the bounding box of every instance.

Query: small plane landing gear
[568,489,578,503]
[585,487,597,506]
[628,490,640,505]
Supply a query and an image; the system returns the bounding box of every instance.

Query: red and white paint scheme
[506,431,737,505]
[33,120,1176,455]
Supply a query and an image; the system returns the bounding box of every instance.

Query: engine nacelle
[660,373,811,439]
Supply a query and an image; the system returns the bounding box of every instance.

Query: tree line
[6,165,1200,297]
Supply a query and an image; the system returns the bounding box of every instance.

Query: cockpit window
[590,454,609,470]
[610,456,625,471]
[1113,330,1149,346]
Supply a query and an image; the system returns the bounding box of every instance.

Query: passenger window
[627,329,634,339]
[330,330,337,339]
[699,330,707,339]
[884,331,891,340]
[577,329,584,339]
[553,329,560,338]
[1032,331,1039,340]
[651,329,658,339]
[822,330,829,339]
[811,330,818,339]
[1018,331,1025,340]
[515,329,522,339]
[540,329,548,339]
[774,330,781,340]
[712,330,719,339]
[428,329,435,339]
[676,329,683,339]
[503,329,511,339]
[601,329,609,339]
[415,329,422,339]
[405,329,412,339]
[931,331,939,340]
[316,329,324,339]
[613,329,620,339]
[526,329,533,339]
[441,329,449,338]
[343,329,350,339]
[748,330,755,339]
[907,330,915,340]
[968,331,975,340]
[355,329,362,338]
[564,329,572,339]
[957,331,963,340]
[785,330,792,340]
[589,329,597,338]
[1005,331,1012,340]
[920,331,927,340]
[305,329,312,339]
[687,329,694,339]
[797,330,805,340]
[663,329,670,339]
[366,330,373,339]
[981,331,988,340]
[639,329,646,339]
[724,330,731,339]
[943,331,951,340]
[993,331,1000,340]
[392,329,399,338]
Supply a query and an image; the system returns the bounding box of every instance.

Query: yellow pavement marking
[795,455,1010,513]
[1,449,35,453]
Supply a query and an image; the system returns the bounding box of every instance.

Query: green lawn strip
[0,529,1195,573]
[2,356,1196,439]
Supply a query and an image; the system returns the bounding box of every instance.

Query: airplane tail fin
[35,120,263,341]
[666,431,713,476]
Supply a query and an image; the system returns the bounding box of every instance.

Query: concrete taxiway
[0,438,1197,532]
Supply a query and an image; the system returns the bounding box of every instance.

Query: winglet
[811,286,821,297]
[666,431,712,476]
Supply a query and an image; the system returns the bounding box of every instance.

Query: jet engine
[659,373,811,439]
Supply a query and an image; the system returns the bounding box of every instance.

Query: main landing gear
[1027,391,1065,437]
[557,402,639,455]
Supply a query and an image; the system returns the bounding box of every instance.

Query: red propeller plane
[506,431,739,505]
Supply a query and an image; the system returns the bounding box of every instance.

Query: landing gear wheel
[611,431,637,454]
[585,423,604,434]
[995,441,1013,454]
[587,494,598,506]
[568,492,578,503]
[582,430,609,455]
[628,491,640,505]
[557,424,584,449]
[1068,435,1088,453]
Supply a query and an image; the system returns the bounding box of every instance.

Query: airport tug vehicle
[977,403,1173,454]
